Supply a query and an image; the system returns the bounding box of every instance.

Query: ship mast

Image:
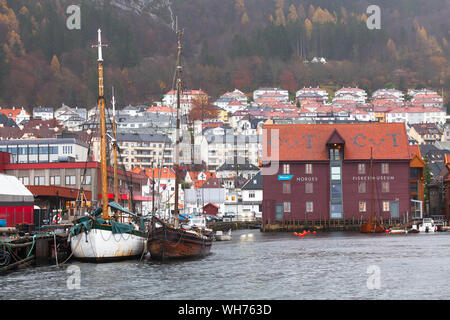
[174,25,183,229]
[112,87,119,205]
[93,29,109,219]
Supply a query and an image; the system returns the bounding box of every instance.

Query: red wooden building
[0,173,34,227]
[261,123,412,227]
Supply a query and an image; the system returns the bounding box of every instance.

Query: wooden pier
[207,220,262,232]
[260,218,409,232]
[0,227,70,275]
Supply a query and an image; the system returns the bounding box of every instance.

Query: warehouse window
[359,201,366,212]
[382,182,390,193]
[381,163,389,174]
[282,164,290,174]
[305,183,313,193]
[282,182,291,194]
[284,201,291,213]
[382,201,390,212]
[305,163,313,174]
[358,182,366,193]
[306,201,313,212]
[358,163,366,174]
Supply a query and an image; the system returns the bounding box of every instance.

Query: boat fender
[53,214,62,224]
[313,231,317,235]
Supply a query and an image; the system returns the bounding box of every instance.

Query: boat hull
[148,227,213,260]
[360,217,385,233]
[70,227,146,262]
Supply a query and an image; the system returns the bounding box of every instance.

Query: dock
[260,218,412,232]
[207,220,261,232]
[0,226,71,275]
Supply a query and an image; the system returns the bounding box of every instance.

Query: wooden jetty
[0,227,70,275]
[260,218,415,233]
[207,220,261,232]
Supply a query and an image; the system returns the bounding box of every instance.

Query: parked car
[205,214,222,222]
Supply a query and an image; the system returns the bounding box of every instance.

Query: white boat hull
[70,228,146,261]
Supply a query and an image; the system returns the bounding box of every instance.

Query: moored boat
[147,25,213,261]
[215,229,232,241]
[69,29,146,262]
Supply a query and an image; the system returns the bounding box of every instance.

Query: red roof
[263,123,409,161]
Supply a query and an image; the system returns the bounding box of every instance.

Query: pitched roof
[242,171,262,190]
[263,123,410,161]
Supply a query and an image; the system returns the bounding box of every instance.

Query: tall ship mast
[360,147,385,233]
[147,24,214,261]
[68,29,147,262]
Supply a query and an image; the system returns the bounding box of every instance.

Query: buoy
[313,231,317,234]
[294,232,298,236]
[300,234,304,238]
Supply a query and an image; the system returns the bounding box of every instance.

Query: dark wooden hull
[148,226,213,261]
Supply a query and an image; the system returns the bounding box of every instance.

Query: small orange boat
[360,216,385,233]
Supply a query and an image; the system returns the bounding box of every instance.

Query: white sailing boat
[68,29,146,262]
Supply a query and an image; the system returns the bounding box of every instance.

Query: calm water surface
[1,230,450,300]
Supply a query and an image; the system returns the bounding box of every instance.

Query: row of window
[281,181,390,194]
[0,146,60,155]
[282,200,392,213]
[18,175,91,186]
[282,163,390,175]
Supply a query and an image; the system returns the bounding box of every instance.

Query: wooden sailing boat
[360,147,385,233]
[69,29,146,261]
[147,26,213,261]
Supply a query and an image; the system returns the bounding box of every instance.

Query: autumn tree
[189,97,218,122]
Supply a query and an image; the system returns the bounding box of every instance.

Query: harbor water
[1,230,450,300]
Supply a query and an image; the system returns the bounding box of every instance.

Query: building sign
[278,175,293,181]
[352,176,395,181]
[296,176,318,182]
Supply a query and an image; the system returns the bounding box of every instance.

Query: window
[305,163,313,174]
[282,164,290,175]
[358,163,366,174]
[84,176,91,185]
[359,201,366,212]
[305,183,313,193]
[331,166,341,180]
[249,191,255,198]
[358,182,367,193]
[66,175,76,185]
[329,148,341,160]
[20,177,29,185]
[306,201,313,212]
[381,163,389,174]
[331,184,341,199]
[382,182,390,193]
[282,183,291,194]
[284,201,291,213]
[382,201,390,212]
[34,176,45,185]
[63,146,73,154]
[50,176,61,185]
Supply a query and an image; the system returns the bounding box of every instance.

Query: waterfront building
[261,123,413,226]
[0,153,148,221]
[241,171,263,219]
[0,137,89,163]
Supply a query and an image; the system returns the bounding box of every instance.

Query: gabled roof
[242,171,262,190]
[263,123,410,161]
